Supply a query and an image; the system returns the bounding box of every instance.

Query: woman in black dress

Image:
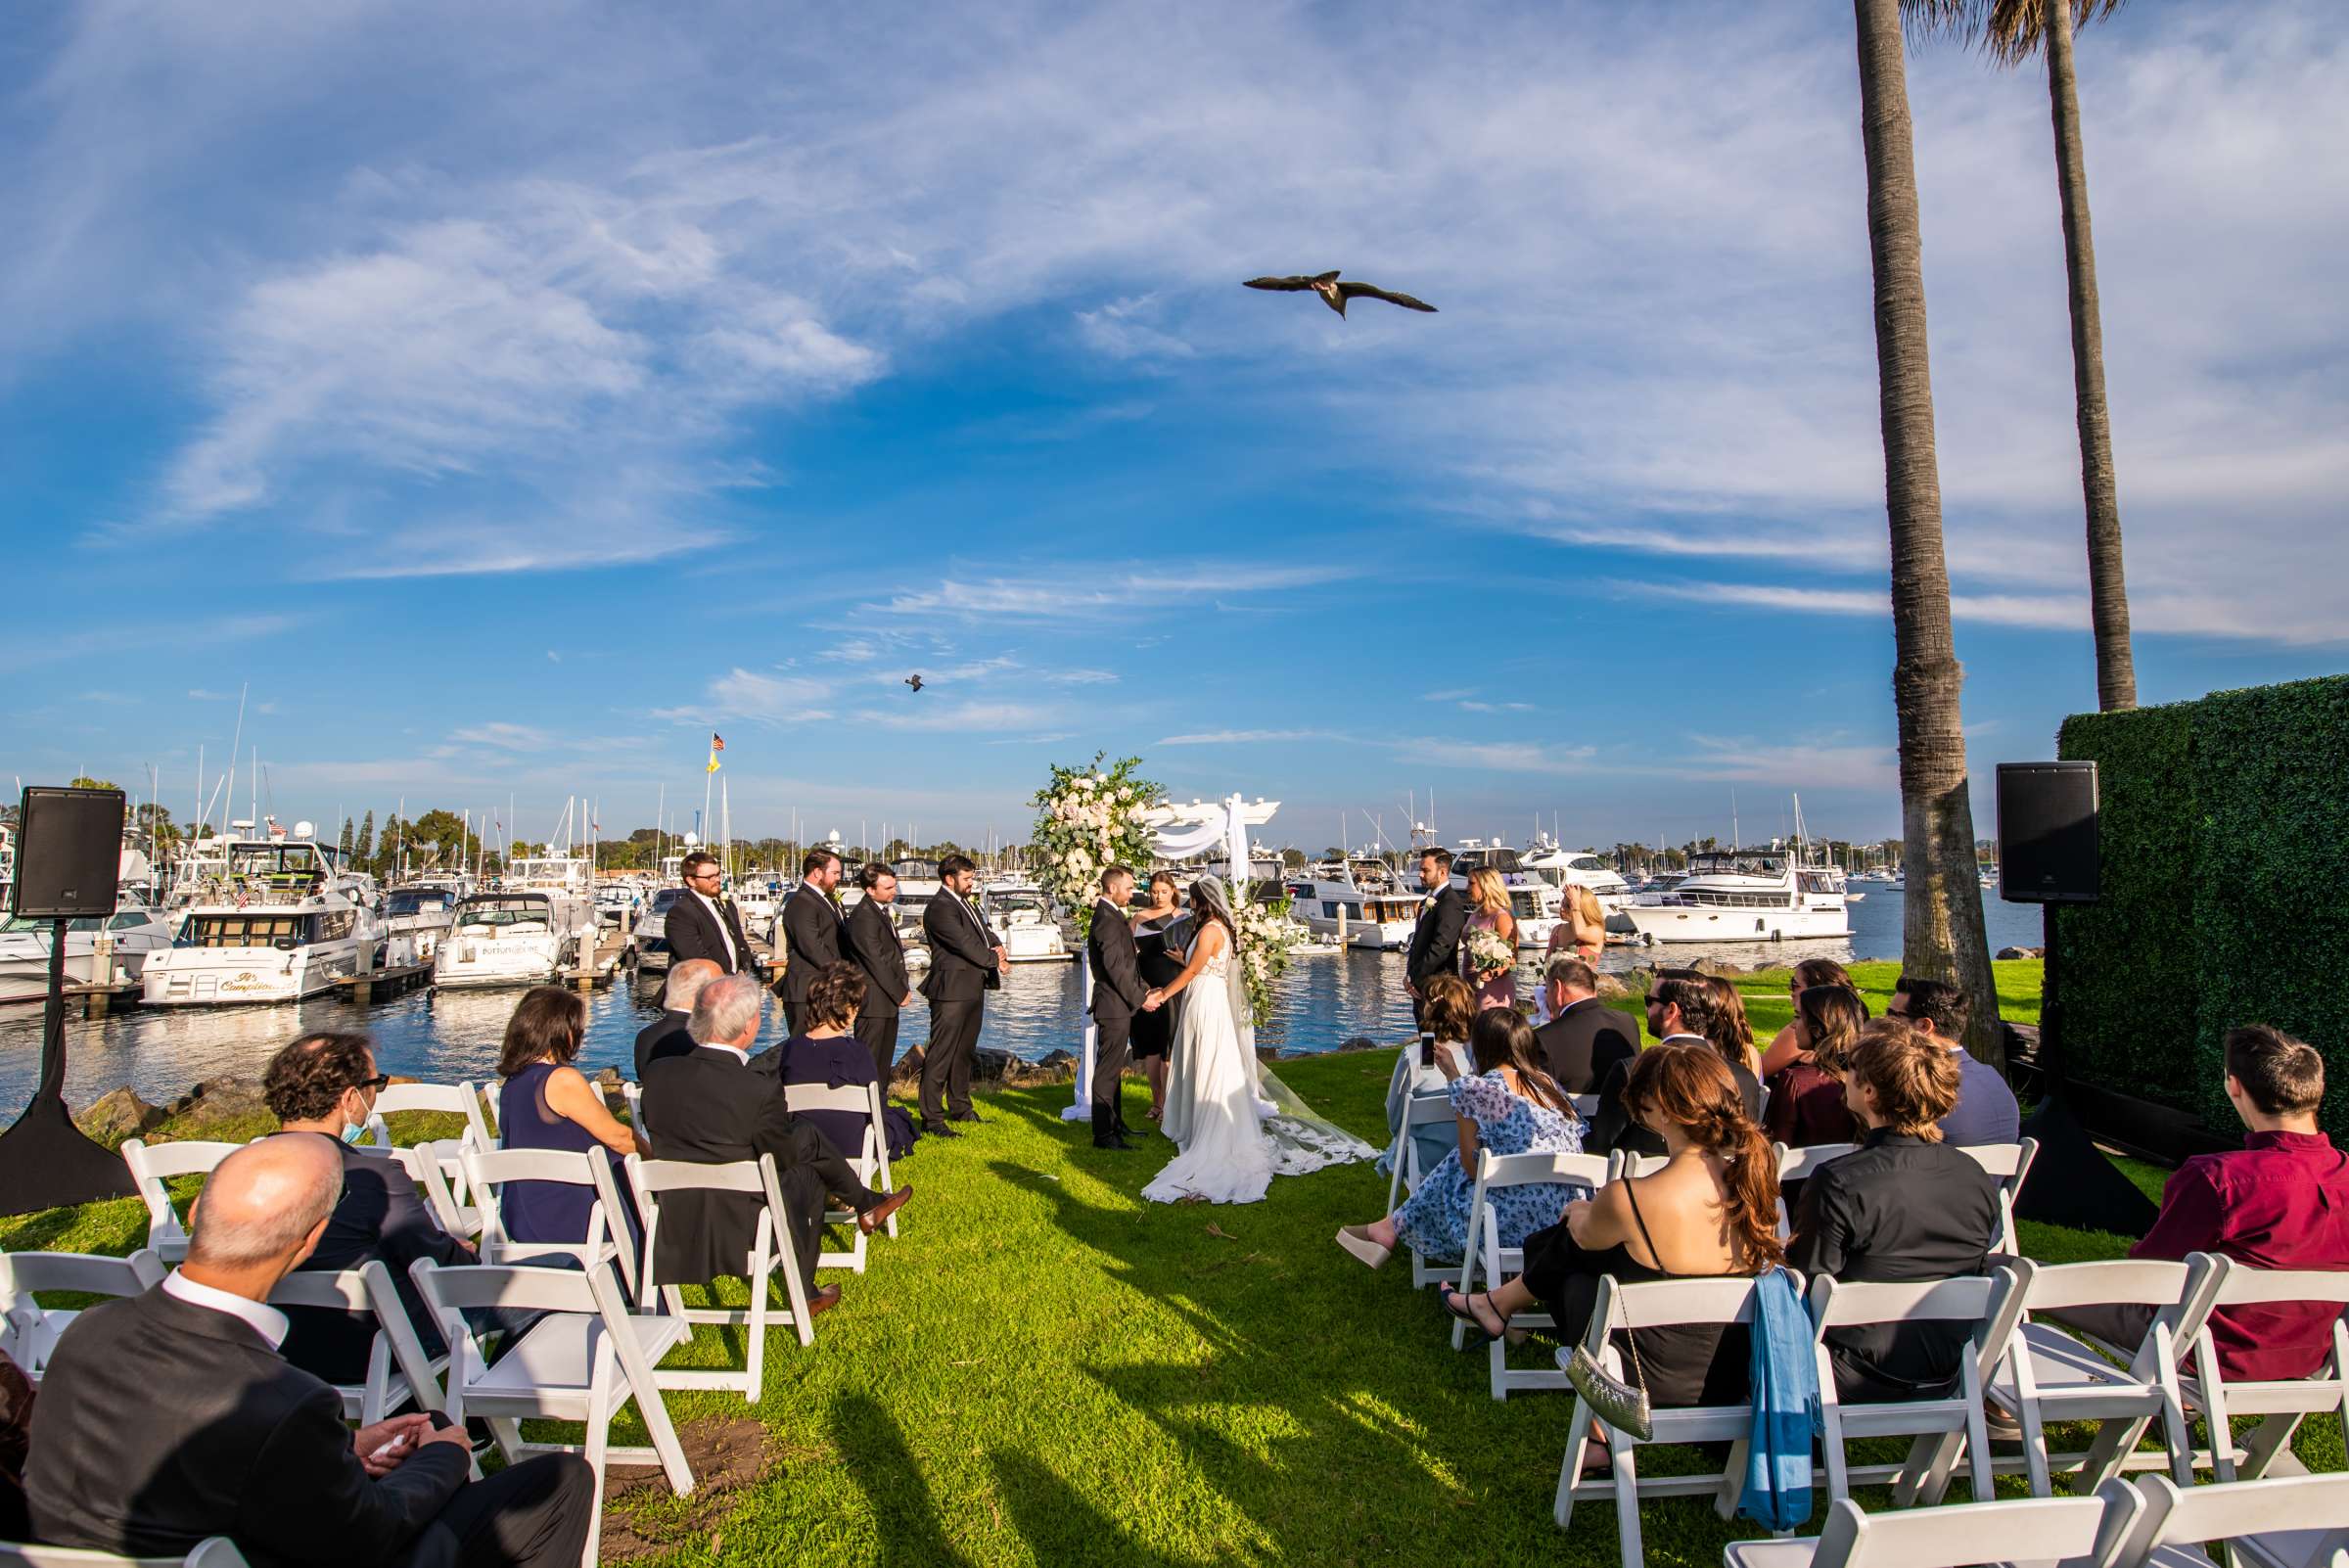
[1129,870,1185,1122]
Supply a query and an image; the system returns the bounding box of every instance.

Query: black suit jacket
[639,1045,808,1285]
[666,889,757,975]
[1405,884,1469,992]
[781,887,847,1021]
[920,890,1001,1002]
[26,1285,470,1568]
[635,1008,694,1078]
[844,898,909,1019]
[1587,1038,1763,1157]
[1086,899,1148,1023]
[278,1134,476,1386]
[1533,997,1641,1094]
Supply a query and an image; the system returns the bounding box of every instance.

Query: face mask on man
[339,1119,367,1146]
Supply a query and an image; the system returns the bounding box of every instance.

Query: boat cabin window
[386,890,454,916]
[1,914,105,935]
[647,889,684,914]
[109,911,150,931]
[455,898,554,928]
[1509,891,1543,920]
[178,914,308,947]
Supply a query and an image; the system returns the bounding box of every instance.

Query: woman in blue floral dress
[1337,1008,1588,1268]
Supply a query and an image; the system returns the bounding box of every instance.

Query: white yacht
[142,833,385,1005]
[382,883,463,965]
[1623,848,1853,945]
[1448,841,1562,948]
[0,892,178,1005]
[1522,836,1633,915]
[434,853,596,989]
[632,886,687,974]
[984,886,1072,963]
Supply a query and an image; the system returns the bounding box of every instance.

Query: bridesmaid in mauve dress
[1458,866,1519,1011]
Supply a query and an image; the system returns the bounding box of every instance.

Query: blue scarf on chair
[1739,1266,1819,1531]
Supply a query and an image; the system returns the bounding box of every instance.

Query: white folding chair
[1613,1150,1673,1178]
[1809,1268,2027,1508]
[621,1082,646,1139]
[387,1139,481,1241]
[1553,1272,1773,1568]
[1724,1482,2142,1568]
[1451,1147,1611,1399]
[360,1081,494,1152]
[1773,1142,1859,1241]
[1957,1139,2039,1255]
[782,1082,899,1271]
[266,1260,447,1424]
[0,1539,252,1567]
[458,1146,636,1300]
[0,1249,165,1382]
[2107,1471,2349,1568]
[1384,1089,1452,1208]
[1982,1255,2227,1497]
[1569,1093,1600,1122]
[2181,1267,2349,1484]
[411,1258,692,1567]
[624,1151,815,1401]
[117,1139,243,1265]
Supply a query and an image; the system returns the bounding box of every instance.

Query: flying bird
[904,673,924,693]
[1243,270,1437,317]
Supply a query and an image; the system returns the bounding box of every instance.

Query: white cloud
[655,668,834,724]
[447,721,551,750]
[1157,728,1353,746]
[853,701,1058,733]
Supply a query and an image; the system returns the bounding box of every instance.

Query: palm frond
[1902,0,2130,64]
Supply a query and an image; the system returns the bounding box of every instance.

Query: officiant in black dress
[1130,870,1187,1124]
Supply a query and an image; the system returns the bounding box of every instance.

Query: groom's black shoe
[948,1110,984,1124]
[1093,1133,1134,1150]
[923,1121,962,1138]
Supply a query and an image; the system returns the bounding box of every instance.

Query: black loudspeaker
[1996,761,2098,904]
[11,786,126,918]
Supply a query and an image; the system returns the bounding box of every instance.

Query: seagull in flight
[1243,270,1437,317]
[904,673,924,693]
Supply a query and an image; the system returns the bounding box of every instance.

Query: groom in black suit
[1085,867,1154,1149]
[1404,847,1467,1026]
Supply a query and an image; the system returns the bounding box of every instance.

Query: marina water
[0,890,2044,1114]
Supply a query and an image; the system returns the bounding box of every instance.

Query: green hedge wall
[2057,673,2349,1141]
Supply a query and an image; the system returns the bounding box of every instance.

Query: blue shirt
[1936,1047,2020,1147]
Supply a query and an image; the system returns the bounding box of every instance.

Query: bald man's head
[188,1136,342,1272]
[664,958,723,1013]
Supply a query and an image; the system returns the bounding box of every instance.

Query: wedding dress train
[1143,945,1374,1205]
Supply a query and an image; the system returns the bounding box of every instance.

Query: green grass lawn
[9,957,2337,1566]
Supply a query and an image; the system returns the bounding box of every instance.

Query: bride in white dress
[1142,875,1374,1205]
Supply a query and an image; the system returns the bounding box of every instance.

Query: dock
[562,934,634,991]
[335,961,436,1004]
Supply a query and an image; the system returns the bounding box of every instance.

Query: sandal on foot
[1439,1285,1503,1344]
[1335,1224,1393,1270]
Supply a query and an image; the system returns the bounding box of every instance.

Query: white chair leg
[1713,1437,1750,1520]
[581,1338,615,1568]
[2077,1413,2152,1494]
[1554,1399,1593,1531]
[2238,1413,2304,1480]
[1610,1433,1645,1568]
[742,1232,771,1403]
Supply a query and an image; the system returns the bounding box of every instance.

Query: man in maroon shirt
[2051,1025,2349,1383]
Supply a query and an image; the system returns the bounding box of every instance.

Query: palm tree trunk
[2045,0,2137,711]
[1852,0,2004,1070]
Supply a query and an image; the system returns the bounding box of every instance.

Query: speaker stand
[0,918,138,1216]
[2015,902,2158,1236]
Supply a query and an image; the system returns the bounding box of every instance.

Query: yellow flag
[707,731,724,774]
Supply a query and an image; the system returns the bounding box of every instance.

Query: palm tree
[1852,0,2005,1067]
[1924,0,2137,709]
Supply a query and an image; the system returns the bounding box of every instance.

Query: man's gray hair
[187,1136,342,1270]
[664,958,723,1012]
[688,971,763,1046]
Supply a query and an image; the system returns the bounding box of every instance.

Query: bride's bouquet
[1463,924,1514,977]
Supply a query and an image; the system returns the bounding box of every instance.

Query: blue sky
[3,0,2342,854]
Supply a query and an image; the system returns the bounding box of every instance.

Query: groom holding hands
[1085,867,1157,1150]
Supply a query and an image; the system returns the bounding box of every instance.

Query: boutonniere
[1420,895,1436,913]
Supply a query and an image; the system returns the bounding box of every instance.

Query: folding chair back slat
[1775,1141,1858,1182]
[457,1146,629,1296]
[2116,1473,2349,1568]
[1958,1138,2038,1254]
[1454,1147,1609,1397]
[0,1539,253,1567]
[266,1260,446,1424]
[623,1151,815,1397]
[361,1082,494,1151]
[780,1082,895,1263]
[118,1139,243,1264]
[2188,1267,2349,1482]
[1740,1488,2130,1568]
[0,1249,165,1381]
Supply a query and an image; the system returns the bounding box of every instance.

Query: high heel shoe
[1335,1225,1393,1270]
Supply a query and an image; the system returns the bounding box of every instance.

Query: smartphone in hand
[1419,1030,1437,1069]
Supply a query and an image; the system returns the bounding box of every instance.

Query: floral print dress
[1392,1069,1588,1264]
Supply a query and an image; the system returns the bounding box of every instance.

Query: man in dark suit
[25,1136,593,1568]
[1404,848,1467,1026]
[918,853,1003,1135]
[780,850,848,1034]
[665,851,760,976]
[1531,955,1640,1093]
[844,862,912,1082]
[634,958,721,1078]
[1085,866,1155,1149]
[639,974,910,1311]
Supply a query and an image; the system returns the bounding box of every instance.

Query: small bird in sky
[904,673,924,693]
[1243,270,1438,317]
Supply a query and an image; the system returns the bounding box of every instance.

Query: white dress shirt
[691,889,743,969]
[162,1268,290,1350]
[697,1040,751,1066]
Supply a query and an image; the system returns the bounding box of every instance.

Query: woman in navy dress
[495,986,648,1246]
[760,962,919,1160]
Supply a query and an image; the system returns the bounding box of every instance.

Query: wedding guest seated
[24,1137,594,1568]
[260,1031,485,1384]
[753,961,918,1161]
[641,974,912,1317]
[1338,1008,1587,1270]
[1379,975,1478,1182]
[2046,1025,2349,1383]
[1788,1020,2000,1404]
[635,958,722,1078]
[1589,976,1761,1155]
[495,987,649,1250]
[1890,974,2020,1147]
[1759,958,1863,1078]
[1443,1042,1780,1459]
[1764,986,1865,1151]
[1703,974,1764,1081]
[1531,956,1638,1094]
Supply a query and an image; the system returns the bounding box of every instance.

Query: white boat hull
[1623,903,1852,944]
[142,943,366,1005]
[435,934,569,989]
[0,948,158,1004]
[1001,928,1072,963]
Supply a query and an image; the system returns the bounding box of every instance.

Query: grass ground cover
[8,958,2335,1565]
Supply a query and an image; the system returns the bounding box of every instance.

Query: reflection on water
[0,889,2041,1113]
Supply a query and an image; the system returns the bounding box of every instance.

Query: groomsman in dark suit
[1531,955,1639,1092]
[845,862,912,1081]
[780,850,848,1034]
[1404,847,1467,1026]
[667,851,760,976]
[1085,866,1155,1149]
[919,853,1003,1134]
